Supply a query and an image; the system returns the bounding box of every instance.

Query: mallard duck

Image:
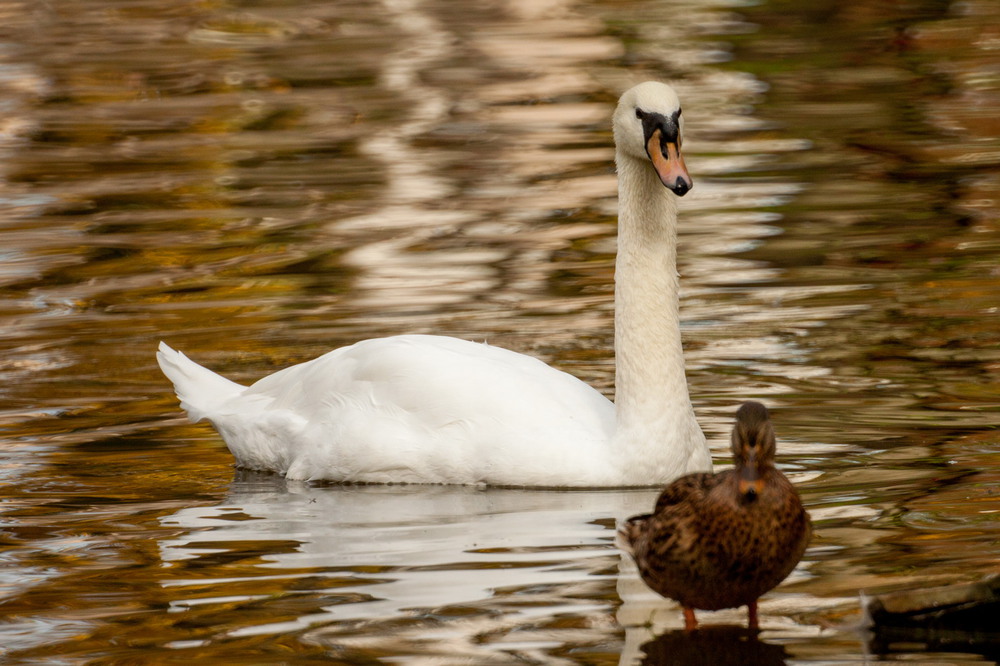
[155,81,712,486]
[618,401,810,630]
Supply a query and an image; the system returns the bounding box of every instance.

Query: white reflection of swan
[157,477,833,662]
[159,477,657,629]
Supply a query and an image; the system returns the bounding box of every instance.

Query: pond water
[1,0,999,663]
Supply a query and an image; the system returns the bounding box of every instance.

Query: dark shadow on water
[640,626,787,666]
[868,626,1000,664]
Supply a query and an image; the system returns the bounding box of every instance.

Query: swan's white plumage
[159,336,616,484]
[157,82,712,487]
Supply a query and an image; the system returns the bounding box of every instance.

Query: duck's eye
[635,108,645,120]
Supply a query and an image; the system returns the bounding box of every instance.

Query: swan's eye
[635,108,645,120]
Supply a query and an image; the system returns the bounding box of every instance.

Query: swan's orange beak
[646,129,692,196]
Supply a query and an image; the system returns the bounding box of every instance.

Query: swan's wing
[246,335,609,425]
[219,335,616,484]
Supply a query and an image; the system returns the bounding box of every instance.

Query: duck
[618,401,811,630]
[156,81,712,486]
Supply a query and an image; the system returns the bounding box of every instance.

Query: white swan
[157,81,711,486]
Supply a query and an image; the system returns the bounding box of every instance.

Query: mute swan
[157,81,711,486]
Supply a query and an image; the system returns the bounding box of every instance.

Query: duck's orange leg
[747,601,759,631]
[683,607,698,631]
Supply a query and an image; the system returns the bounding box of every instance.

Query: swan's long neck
[612,150,704,479]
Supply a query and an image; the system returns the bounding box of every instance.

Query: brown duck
[619,401,810,631]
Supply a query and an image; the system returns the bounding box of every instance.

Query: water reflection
[868,626,1000,664]
[639,627,788,666]
[160,476,647,627]
[0,0,999,662]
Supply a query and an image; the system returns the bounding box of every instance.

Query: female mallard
[619,401,810,630]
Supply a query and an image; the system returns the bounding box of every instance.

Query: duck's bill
[738,456,765,499]
[646,130,692,196]
[738,478,765,497]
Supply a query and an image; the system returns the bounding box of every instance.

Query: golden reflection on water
[0,0,999,663]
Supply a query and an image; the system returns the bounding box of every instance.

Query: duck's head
[731,401,777,503]
[613,81,692,196]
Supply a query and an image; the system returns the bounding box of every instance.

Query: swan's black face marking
[636,108,691,196]
[636,108,681,146]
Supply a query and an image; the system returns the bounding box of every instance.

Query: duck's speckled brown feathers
[620,401,810,622]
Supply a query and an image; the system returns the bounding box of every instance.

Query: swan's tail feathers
[156,342,246,423]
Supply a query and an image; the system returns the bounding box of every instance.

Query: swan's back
[161,335,617,485]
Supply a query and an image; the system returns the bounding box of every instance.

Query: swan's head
[613,82,692,196]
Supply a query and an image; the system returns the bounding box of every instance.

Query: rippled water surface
[1,0,999,663]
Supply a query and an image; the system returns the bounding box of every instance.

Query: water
[1,0,999,663]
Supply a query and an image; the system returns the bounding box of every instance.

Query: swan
[156,81,712,486]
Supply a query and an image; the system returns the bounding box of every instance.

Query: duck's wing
[618,473,722,556]
[651,471,722,514]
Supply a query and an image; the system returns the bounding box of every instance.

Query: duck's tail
[615,513,651,556]
[156,342,245,423]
